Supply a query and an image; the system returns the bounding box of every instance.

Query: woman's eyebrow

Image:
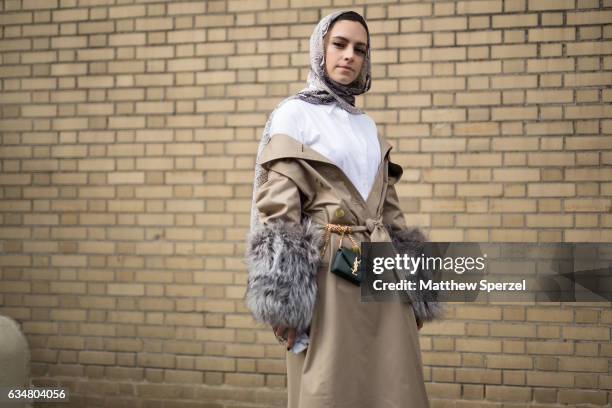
[331,35,367,47]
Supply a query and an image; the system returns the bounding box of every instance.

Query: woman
[245,10,441,408]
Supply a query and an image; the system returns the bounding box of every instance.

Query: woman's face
[324,20,368,85]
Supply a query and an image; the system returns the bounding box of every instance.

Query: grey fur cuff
[245,218,323,333]
[386,226,444,322]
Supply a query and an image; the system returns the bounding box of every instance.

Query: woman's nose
[343,46,355,60]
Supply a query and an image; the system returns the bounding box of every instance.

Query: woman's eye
[331,42,366,55]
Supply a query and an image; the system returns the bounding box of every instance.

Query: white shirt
[269,99,381,201]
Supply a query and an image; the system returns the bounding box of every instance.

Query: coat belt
[350,216,391,242]
[323,216,391,246]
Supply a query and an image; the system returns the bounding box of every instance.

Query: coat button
[335,208,345,218]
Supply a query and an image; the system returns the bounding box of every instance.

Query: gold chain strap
[321,224,360,255]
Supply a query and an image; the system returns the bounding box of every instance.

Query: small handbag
[329,230,362,286]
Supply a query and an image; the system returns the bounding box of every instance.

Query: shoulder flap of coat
[258,133,394,167]
[257,133,332,166]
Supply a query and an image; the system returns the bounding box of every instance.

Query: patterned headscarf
[250,10,372,229]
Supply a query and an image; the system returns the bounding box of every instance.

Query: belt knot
[365,217,384,233]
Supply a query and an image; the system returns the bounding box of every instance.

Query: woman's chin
[330,75,354,86]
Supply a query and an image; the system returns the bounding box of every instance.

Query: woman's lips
[337,66,353,72]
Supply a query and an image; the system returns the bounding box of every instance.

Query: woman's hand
[273,325,297,350]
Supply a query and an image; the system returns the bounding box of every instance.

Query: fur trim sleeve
[245,218,323,333]
[386,226,444,322]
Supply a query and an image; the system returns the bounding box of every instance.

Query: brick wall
[0,0,611,407]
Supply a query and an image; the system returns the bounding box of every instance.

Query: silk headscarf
[250,10,372,229]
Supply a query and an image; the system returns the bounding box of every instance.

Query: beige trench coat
[255,133,430,408]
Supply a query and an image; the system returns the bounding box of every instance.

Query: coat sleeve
[383,159,444,322]
[245,159,322,334]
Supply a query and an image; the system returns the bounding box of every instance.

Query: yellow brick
[257,10,298,25]
[565,72,612,86]
[563,326,609,340]
[21,51,55,63]
[387,63,431,78]
[108,33,146,46]
[456,214,501,227]
[23,322,58,334]
[526,89,573,103]
[106,172,144,185]
[566,136,612,150]
[107,284,145,296]
[167,2,206,15]
[492,75,538,89]
[426,383,461,399]
[456,368,502,384]
[421,77,465,91]
[457,184,503,198]
[225,373,264,387]
[527,371,574,387]
[493,13,538,28]
[79,21,114,34]
[487,355,532,369]
[134,102,173,114]
[108,5,145,18]
[389,3,432,18]
[567,41,612,56]
[164,370,204,384]
[49,282,87,294]
[195,356,236,371]
[49,309,87,321]
[567,10,612,25]
[493,168,539,181]
[196,42,236,56]
[164,312,203,327]
[529,27,576,42]
[21,105,56,117]
[491,44,537,59]
[422,47,466,61]
[528,0,575,10]
[492,107,538,121]
[559,389,607,405]
[22,213,59,226]
[527,183,575,197]
[388,34,431,48]
[52,8,88,22]
[421,109,466,123]
[421,351,461,367]
[166,58,206,73]
[457,61,501,75]
[565,198,610,212]
[457,0,502,14]
[527,58,575,72]
[559,357,608,372]
[566,168,612,181]
[22,0,58,9]
[491,229,538,241]
[457,339,502,353]
[421,138,465,152]
[135,17,173,31]
[456,92,501,106]
[566,105,612,119]
[422,169,468,183]
[486,385,532,402]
